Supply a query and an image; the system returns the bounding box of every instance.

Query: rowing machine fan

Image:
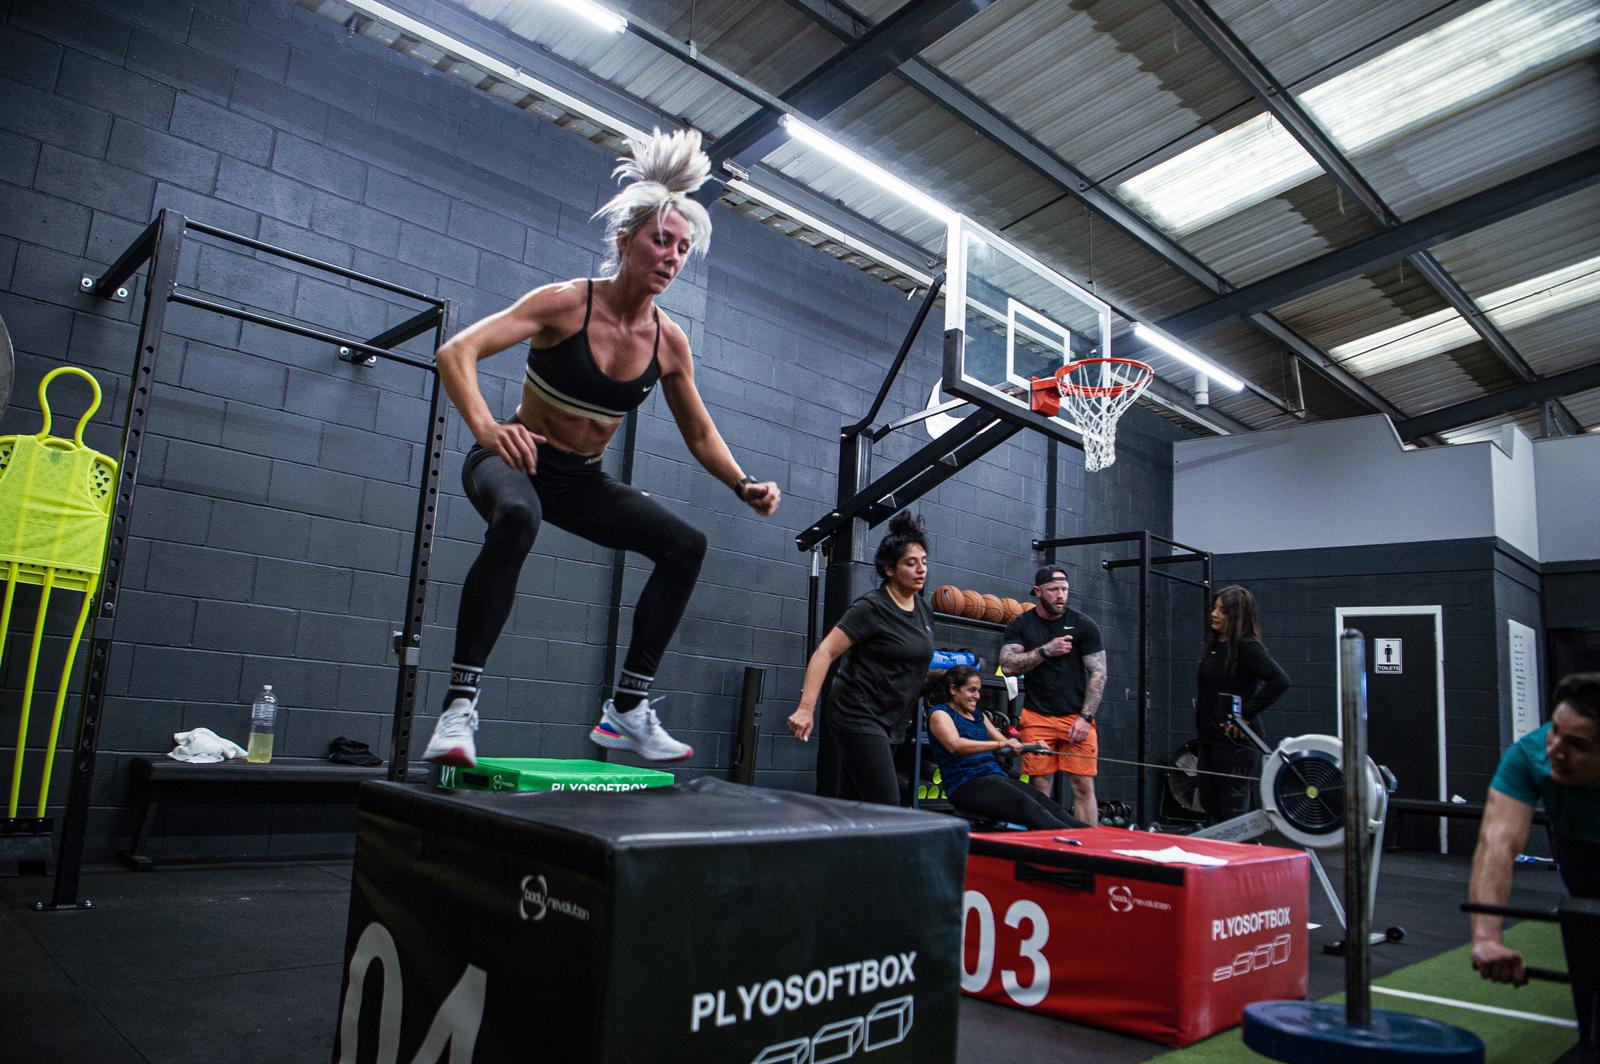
[1260,734,1384,849]
[1164,740,1204,815]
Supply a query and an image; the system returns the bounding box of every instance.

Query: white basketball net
[1056,358,1153,472]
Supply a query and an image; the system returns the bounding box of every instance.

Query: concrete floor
[0,843,1573,1063]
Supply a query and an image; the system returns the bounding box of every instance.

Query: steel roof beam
[1394,361,1600,441]
[708,0,996,169]
[781,1,1398,419]
[1163,0,1572,425]
[1156,147,1600,336]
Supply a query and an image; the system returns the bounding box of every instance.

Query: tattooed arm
[1067,650,1108,743]
[1081,651,1107,718]
[1000,634,1075,676]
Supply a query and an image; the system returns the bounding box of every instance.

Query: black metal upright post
[46,209,185,909]
[815,431,872,795]
[805,547,820,657]
[731,666,763,785]
[1137,531,1151,827]
[387,303,453,777]
[1043,440,1058,562]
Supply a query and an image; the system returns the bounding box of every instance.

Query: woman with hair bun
[788,512,934,805]
[422,128,780,769]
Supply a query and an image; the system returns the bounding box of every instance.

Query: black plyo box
[334,777,968,1063]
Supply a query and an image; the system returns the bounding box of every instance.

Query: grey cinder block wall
[0,0,1188,860]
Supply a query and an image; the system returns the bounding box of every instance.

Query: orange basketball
[1001,597,1022,620]
[981,593,1004,622]
[933,585,960,614]
[960,589,984,618]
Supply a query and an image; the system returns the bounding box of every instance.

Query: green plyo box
[435,757,675,794]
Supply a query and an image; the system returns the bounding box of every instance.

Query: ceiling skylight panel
[1116,116,1321,234]
[1331,254,1600,376]
[1304,0,1600,155]
[1331,307,1474,376]
[1116,0,1600,236]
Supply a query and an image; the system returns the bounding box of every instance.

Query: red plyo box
[961,827,1309,1046]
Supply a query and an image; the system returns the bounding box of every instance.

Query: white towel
[1111,845,1229,867]
[168,727,247,764]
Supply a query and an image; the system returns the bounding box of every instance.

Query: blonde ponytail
[592,128,714,272]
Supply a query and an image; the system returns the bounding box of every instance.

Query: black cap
[1033,566,1068,588]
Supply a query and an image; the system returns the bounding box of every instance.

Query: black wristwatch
[1080,714,1095,725]
[732,475,758,498]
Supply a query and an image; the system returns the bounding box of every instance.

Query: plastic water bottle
[246,685,277,764]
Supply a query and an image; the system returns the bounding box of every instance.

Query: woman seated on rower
[926,666,1085,830]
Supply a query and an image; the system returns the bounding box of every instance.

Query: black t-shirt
[825,587,935,738]
[1194,637,1290,742]
[1001,606,1104,717]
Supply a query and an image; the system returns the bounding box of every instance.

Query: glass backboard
[942,214,1113,444]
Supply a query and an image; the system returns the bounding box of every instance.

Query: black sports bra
[524,280,661,425]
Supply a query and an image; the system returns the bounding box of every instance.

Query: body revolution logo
[518,874,589,923]
[1108,885,1172,913]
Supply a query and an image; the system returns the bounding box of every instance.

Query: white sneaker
[423,699,479,767]
[589,698,693,762]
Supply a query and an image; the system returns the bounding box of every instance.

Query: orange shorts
[1019,708,1098,778]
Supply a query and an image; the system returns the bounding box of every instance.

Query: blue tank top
[525,280,661,426]
[928,705,1004,796]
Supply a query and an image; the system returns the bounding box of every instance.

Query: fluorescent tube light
[1333,254,1600,376]
[343,0,646,139]
[724,178,934,286]
[1133,323,1244,392]
[544,0,627,34]
[780,115,955,223]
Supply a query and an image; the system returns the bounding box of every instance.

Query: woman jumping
[422,129,780,767]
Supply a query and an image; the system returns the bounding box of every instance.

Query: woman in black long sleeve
[1195,585,1290,822]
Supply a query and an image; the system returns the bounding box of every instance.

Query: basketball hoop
[1049,357,1153,472]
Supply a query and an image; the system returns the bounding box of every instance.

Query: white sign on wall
[1508,620,1539,741]
[1374,638,1402,674]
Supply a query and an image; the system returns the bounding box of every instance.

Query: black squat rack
[35,208,453,909]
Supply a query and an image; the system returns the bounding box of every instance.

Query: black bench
[121,755,427,870]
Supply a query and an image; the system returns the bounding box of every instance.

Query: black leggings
[950,773,1084,830]
[821,727,902,806]
[455,441,706,677]
[1199,740,1261,822]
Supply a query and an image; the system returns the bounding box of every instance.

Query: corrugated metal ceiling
[308,0,1600,447]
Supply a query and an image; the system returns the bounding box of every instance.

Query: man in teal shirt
[1469,672,1600,985]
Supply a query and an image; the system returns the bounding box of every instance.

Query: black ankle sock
[445,663,482,710]
[612,669,653,712]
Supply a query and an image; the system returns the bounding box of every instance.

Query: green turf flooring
[1151,921,1578,1063]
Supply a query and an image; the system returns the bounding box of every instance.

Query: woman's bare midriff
[516,386,621,458]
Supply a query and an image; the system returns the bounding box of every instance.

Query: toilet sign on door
[1374,638,1402,674]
